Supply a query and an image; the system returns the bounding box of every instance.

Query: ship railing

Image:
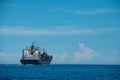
[21,56,39,60]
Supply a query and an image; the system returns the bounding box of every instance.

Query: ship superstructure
[20,43,53,65]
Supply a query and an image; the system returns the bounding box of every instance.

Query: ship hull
[20,59,51,65]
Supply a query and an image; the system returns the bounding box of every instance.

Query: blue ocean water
[0,64,120,80]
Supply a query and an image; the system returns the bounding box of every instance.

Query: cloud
[0,27,55,35]
[51,8,65,12]
[1,44,120,64]
[72,43,96,63]
[52,51,69,64]
[112,21,120,24]
[78,43,95,59]
[0,52,20,64]
[0,52,8,57]
[74,10,120,14]
[0,3,16,6]
[0,52,9,63]
[52,43,120,64]
[52,8,120,14]
[52,43,97,64]
[0,26,119,36]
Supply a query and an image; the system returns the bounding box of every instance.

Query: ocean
[0,64,120,80]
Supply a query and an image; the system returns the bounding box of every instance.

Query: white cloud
[74,10,120,14]
[112,21,120,24]
[52,43,97,64]
[0,26,119,35]
[59,52,67,62]
[72,51,82,63]
[0,52,8,57]
[52,8,120,14]
[52,43,120,64]
[72,43,96,63]
[0,27,55,35]
[0,52,20,64]
[52,51,69,64]
[51,8,65,12]
[0,3,16,6]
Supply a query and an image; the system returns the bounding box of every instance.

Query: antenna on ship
[26,45,28,50]
[43,48,46,53]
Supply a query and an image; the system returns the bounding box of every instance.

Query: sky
[0,0,120,64]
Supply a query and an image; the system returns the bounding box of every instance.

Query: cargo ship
[20,43,53,65]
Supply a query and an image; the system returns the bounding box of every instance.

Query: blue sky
[0,0,120,64]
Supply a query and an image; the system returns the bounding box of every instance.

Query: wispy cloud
[0,26,119,36]
[74,10,120,14]
[0,52,20,64]
[0,27,55,35]
[51,8,65,12]
[112,21,120,24]
[0,3,16,6]
[52,8,120,14]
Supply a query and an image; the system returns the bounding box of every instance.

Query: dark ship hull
[20,59,52,65]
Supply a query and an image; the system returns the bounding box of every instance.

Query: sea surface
[0,64,120,80]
